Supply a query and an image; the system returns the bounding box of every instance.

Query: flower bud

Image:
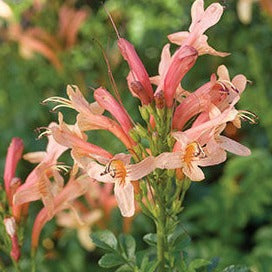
[154,90,165,109]
[129,129,141,143]
[4,217,20,261]
[139,106,150,122]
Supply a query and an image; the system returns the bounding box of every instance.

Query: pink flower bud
[4,138,24,206]
[118,38,154,100]
[4,217,20,262]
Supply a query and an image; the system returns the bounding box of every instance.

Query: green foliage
[92,230,137,271]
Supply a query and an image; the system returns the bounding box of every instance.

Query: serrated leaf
[98,253,124,268]
[143,233,157,247]
[91,230,118,251]
[118,234,136,259]
[222,265,251,272]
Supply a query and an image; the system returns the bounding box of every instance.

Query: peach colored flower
[73,151,155,217]
[45,85,135,149]
[56,208,102,251]
[4,138,24,207]
[118,38,154,103]
[50,113,113,160]
[13,124,68,218]
[31,170,91,249]
[168,0,228,57]
[94,87,133,134]
[156,102,248,181]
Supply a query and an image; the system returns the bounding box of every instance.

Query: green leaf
[222,265,252,272]
[168,226,191,252]
[115,264,134,272]
[143,233,157,247]
[144,260,159,272]
[188,259,211,271]
[98,253,124,268]
[118,234,136,259]
[91,230,118,251]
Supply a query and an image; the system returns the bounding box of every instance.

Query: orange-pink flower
[73,151,155,217]
[118,38,154,103]
[13,124,68,218]
[31,170,91,249]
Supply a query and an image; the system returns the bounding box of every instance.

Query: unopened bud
[4,217,16,237]
[129,129,141,142]
[10,177,21,200]
[4,217,21,261]
[134,124,148,139]
[130,81,151,105]
[139,106,150,122]
[154,90,165,109]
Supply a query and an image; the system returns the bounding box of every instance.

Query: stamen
[101,160,127,185]
[238,110,258,124]
[183,142,206,165]
[43,97,73,111]
[36,127,52,139]
[54,164,71,173]
[218,80,239,94]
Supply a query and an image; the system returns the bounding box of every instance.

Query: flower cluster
[2,0,256,260]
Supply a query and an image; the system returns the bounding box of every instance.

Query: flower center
[183,142,206,165]
[103,159,127,186]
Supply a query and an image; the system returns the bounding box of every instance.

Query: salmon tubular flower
[31,171,91,250]
[50,113,113,160]
[13,126,68,219]
[4,217,20,262]
[94,87,133,134]
[168,0,228,57]
[157,102,244,181]
[118,38,154,102]
[163,45,198,108]
[4,138,24,207]
[73,152,155,217]
[211,65,247,111]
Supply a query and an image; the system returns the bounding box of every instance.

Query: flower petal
[114,182,135,217]
[168,31,190,46]
[183,163,205,181]
[232,74,247,93]
[118,38,153,100]
[155,152,183,170]
[127,156,155,180]
[218,135,251,156]
[158,43,171,76]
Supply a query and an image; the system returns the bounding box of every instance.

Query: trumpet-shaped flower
[168,0,228,57]
[31,171,91,249]
[73,151,155,217]
[94,87,133,134]
[45,85,134,149]
[157,102,245,181]
[13,125,68,218]
[4,138,24,206]
[50,113,113,160]
[118,38,154,102]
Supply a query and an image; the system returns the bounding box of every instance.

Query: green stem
[31,249,36,272]
[156,196,166,272]
[11,258,21,272]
